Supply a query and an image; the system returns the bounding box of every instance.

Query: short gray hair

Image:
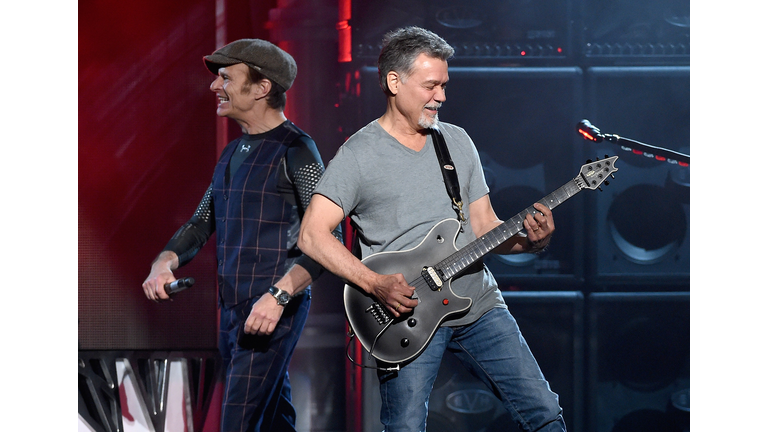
[377,26,454,95]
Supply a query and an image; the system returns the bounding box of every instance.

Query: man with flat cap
[142,39,341,432]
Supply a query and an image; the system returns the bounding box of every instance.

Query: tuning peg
[597,186,603,192]
[586,159,593,163]
[604,180,610,186]
[610,174,615,179]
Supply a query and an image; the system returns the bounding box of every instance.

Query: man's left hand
[244,295,284,335]
[524,202,555,247]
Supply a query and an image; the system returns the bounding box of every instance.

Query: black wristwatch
[268,285,292,306]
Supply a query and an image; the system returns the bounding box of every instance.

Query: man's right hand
[368,273,418,318]
[141,251,179,302]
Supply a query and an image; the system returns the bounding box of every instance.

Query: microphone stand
[601,133,690,166]
[578,120,690,166]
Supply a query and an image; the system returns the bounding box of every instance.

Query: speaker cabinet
[587,292,690,432]
[585,66,690,287]
[442,67,586,289]
[360,292,583,432]
[350,0,574,65]
[498,291,584,431]
[579,0,690,65]
[429,292,584,431]
[352,66,587,290]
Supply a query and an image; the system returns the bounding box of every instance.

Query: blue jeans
[377,306,566,432]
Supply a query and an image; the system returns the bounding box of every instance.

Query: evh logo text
[445,389,496,414]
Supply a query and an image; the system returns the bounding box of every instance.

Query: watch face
[270,286,291,305]
[277,292,291,305]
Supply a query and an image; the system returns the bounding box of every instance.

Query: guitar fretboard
[437,178,584,279]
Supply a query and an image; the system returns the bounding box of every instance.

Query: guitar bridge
[365,302,392,325]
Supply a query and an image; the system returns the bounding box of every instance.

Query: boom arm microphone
[575,119,689,165]
[577,119,603,142]
[164,277,195,295]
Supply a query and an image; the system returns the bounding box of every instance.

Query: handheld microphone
[577,119,603,142]
[164,277,195,295]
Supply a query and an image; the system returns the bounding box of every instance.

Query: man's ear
[386,71,400,95]
[253,78,271,100]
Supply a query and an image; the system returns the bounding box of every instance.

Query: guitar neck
[437,177,584,279]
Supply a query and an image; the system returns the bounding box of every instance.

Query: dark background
[76,0,704,431]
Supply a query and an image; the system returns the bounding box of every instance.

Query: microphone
[577,119,603,142]
[164,277,195,295]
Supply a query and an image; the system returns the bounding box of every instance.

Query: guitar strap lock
[429,127,467,226]
[451,197,466,225]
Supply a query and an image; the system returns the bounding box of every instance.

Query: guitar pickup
[422,266,444,291]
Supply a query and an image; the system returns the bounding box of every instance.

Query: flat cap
[204,39,297,91]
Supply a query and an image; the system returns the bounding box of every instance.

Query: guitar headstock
[578,155,618,191]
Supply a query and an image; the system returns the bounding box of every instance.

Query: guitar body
[343,219,472,364]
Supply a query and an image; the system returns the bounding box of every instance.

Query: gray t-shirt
[314,120,505,326]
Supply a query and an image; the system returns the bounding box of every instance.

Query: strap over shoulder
[429,127,466,224]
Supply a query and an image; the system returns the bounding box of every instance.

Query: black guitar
[343,156,619,365]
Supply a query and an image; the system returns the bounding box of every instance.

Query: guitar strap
[429,126,467,225]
